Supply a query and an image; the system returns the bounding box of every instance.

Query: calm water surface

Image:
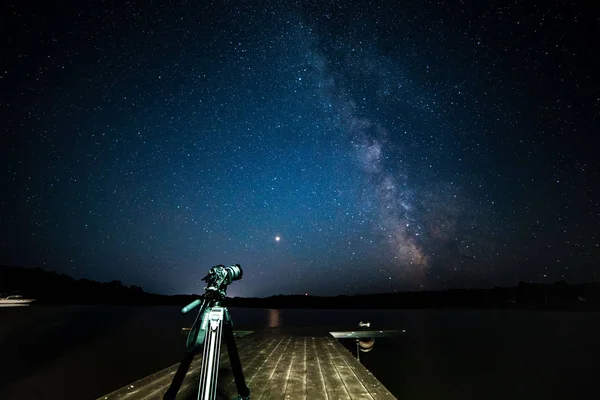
[0,306,598,399]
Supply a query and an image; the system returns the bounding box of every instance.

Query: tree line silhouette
[2,265,599,309]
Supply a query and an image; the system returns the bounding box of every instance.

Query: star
[1,0,595,298]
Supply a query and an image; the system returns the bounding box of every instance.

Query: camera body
[202,264,243,298]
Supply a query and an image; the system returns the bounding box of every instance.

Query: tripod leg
[223,310,250,400]
[198,307,225,400]
[163,350,196,400]
[165,299,208,400]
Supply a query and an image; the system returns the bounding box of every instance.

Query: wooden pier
[99,329,396,400]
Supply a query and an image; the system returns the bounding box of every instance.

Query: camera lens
[225,264,243,282]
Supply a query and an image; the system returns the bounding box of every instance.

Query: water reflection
[0,304,29,308]
[267,309,281,327]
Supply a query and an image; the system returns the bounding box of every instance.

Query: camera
[202,264,243,293]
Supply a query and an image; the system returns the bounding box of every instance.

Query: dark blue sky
[2,0,598,297]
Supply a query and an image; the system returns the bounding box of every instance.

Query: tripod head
[181,264,243,314]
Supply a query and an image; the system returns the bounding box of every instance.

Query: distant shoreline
[18,302,600,312]
[2,265,600,310]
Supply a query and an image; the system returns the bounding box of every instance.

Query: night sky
[1,1,598,297]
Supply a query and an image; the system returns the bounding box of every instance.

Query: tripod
[164,264,250,400]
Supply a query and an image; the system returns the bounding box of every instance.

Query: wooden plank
[305,337,328,400]
[315,336,352,400]
[222,334,282,396]
[330,330,406,339]
[283,337,306,400]
[327,337,396,400]
[229,335,284,385]
[324,336,372,400]
[98,331,397,400]
[245,336,293,399]
[260,336,296,399]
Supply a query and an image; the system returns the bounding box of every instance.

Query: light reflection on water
[0,304,30,308]
[267,309,281,327]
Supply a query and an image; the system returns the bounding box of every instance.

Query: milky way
[1,0,598,296]
[308,43,430,281]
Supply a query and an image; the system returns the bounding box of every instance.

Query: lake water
[0,306,598,399]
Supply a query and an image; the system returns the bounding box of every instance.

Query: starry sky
[1,0,598,297]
